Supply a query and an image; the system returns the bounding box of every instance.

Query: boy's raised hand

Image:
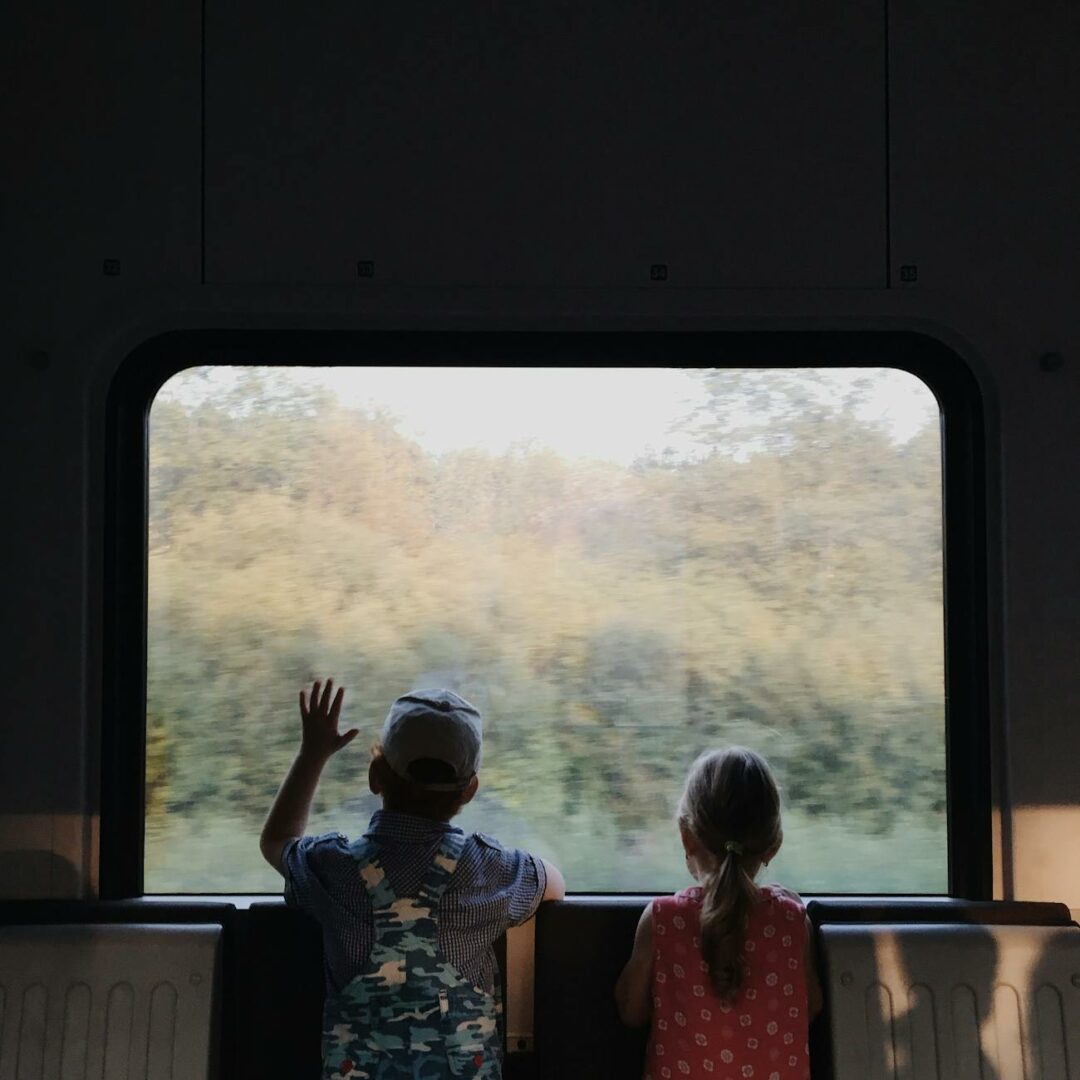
[260,679,359,875]
[299,679,360,760]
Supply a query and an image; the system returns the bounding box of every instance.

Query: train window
[134,353,957,896]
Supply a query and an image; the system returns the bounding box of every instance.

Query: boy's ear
[369,756,385,796]
[459,774,479,807]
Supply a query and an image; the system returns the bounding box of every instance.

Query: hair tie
[724,840,743,856]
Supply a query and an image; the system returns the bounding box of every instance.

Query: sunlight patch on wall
[1012,806,1080,908]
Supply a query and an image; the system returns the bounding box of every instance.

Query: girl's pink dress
[644,884,810,1080]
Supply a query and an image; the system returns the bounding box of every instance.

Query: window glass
[146,366,945,893]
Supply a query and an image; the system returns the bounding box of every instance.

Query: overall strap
[347,836,398,913]
[416,829,466,910]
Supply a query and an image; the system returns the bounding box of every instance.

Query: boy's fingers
[311,680,322,711]
[329,685,345,724]
[323,678,335,712]
[337,728,360,750]
[299,689,309,719]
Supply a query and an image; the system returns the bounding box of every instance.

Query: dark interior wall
[205,2,886,288]
[1,1,1077,901]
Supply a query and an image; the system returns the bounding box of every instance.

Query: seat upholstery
[0,922,222,1080]
[819,920,1080,1080]
[535,897,649,1080]
[240,901,511,1080]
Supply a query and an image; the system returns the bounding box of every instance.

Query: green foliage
[145,368,946,893]
[145,709,170,823]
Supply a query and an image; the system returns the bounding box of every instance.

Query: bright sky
[160,366,938,465]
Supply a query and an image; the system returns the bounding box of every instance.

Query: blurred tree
[144,366,946,891]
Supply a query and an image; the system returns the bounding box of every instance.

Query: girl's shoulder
[758,882,807,917]
[650,886,703,916]
[650,884,805,920]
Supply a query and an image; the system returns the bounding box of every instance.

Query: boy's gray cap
[381,689,483,791]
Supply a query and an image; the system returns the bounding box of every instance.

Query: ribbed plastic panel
[0,923,220,1080]
[822,923,1080,1079]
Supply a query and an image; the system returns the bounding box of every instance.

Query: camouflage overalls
[321,830,503,1079]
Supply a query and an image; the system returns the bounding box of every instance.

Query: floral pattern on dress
[643,885,810,1080]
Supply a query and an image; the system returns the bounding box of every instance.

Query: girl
[615,747,821,1080]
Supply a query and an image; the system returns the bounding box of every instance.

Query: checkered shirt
[283,809,547,993]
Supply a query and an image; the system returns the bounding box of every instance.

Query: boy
[260,679,565,1080]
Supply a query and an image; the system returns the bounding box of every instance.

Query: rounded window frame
[102,329,991,899]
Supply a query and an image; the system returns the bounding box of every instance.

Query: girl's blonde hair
[677,747,782,1001]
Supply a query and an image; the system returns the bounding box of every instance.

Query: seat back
[240,903,326,1080]
[241,901,511,1080]
[819,920,1080,1079]
[534,898,649,1080]
[0,922,222,1080]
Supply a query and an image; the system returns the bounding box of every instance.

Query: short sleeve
[769,885,807,916]
[765,884,808,949]
[282,832,350,918]
[472,835,548,927]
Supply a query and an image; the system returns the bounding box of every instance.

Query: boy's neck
[378,799,457,824]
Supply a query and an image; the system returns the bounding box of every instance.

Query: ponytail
[677,747,782,1003]
[698,849,760,999]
